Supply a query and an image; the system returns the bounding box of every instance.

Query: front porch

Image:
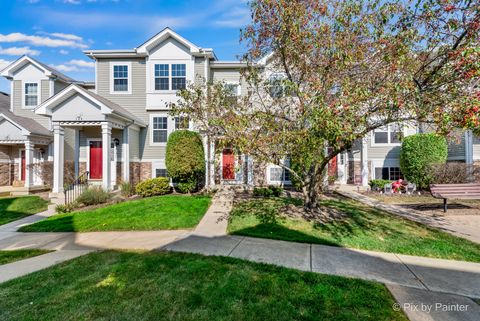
[35,85,146,194]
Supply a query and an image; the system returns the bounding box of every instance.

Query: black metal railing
[64,171,89,205]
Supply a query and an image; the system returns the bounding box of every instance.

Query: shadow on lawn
[19,215,76,233]
[0,197,44,226]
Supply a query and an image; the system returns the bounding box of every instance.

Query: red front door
[89,141,102,179]
[21,150,26,181]
[222,149,235,180]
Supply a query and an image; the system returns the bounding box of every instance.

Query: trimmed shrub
[135,177,171,198]
[369,179,392,191]
[253,186,283,197]
[400,133,448,189]
[166,130,205,192]
[77,186,112,206]
[176,177,197,194]
[55,202,78,214]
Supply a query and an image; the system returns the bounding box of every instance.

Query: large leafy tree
[171,0,480,212]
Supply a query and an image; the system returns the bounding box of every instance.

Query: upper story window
[113,65,128,92]
[152,116,168,143]
[171,64,186,90]
[225,83,241,96]
[269,73,286,98]
[110,62,131,94]
[24,82,38,108]
[154,64,169,90]
[373,124,402,145]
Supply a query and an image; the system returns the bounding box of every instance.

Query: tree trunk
[302,162,328,212]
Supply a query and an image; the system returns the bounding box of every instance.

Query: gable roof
[84,27,217,60]
[0,93,51,137]
[0,56,77,83]
[36,84,146,126]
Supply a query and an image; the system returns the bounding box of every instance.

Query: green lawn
[0,249,51,265]
[228,197,480,262]
[0,251,407,321]
[20,195,211,232]
[0,196,49,226]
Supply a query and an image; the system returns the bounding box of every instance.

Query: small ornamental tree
[400,134,448,189]
[166,130,205,192]
[171,0,479,214]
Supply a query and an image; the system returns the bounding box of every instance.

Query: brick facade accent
[129,162,151,186]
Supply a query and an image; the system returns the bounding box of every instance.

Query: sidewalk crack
[227,236,245,257]
[395,254,430,291]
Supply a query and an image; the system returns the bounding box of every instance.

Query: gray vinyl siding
[447,135,466,160]
[140,115,166,160]
[367,135,401,159]
[12,80,50,129]
[64,128,76,161]
[210,68,247,95]
[41,80,50,102]
[348,139,362,161]
[194,57,205,84]
[54,80,69,94]
[473,135,480,160]
[129,127,140,161]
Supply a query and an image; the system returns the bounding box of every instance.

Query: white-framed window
[374,167,403,180]
[24,82,39,108]
[154,64,169,90]
[225,82,241,96]
[171,64,186,90]
[155,168,168,178]
[175,116,190,130]
[372,124,402,145]
[152,116,168,144]
[110,62,131,94]
[267,158,292,184]
[269,73,286,98]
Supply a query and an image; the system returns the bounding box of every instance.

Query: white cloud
[50,64,79,72]
[28,0,40,3]
[0,32,88,49]
[64,0,81,4]
[214,6,250,28]
[48,32,83,41]
[0,59,12,71]
[68,59,94,68]
[50,59,94,73]
[0,46,40,56]
[59,49,69,55]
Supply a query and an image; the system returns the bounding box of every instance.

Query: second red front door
[222,149,235,180]
[89,141,102,179]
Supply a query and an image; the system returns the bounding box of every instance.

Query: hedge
[135,177,171,197]
[399,133,448,189]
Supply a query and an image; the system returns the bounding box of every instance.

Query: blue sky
[0,0,250,92]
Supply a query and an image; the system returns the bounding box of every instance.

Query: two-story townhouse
[0,27,478,196]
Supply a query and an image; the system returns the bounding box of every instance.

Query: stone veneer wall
[129,162,151,186]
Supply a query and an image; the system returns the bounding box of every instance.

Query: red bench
[430,183,480,212]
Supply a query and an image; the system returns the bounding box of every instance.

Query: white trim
[266,159,292,185]
[22,80,41,109]
[151,159,167,179]
[86,138,102,179]
[370,125,403,146]
[149,113,169,146]
[18,148,24,181]
[136,28,201,55]
[9,81,13,112]
[109,61,132,95]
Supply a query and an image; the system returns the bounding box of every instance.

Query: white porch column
[361,137,369,186]
[202,135,209,187]
[122,126,130,182]
[337,151,347,184]
[73,128,80,177]
[465,130,474,166]
[24,140,34,188]
[101,122,112,190]
[209,140,215,187]
[52,123,65,193]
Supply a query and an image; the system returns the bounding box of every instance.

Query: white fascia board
[136,28,200,55]
[0,113,32,136]
[0,56,52,78]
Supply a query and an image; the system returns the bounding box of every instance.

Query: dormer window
[24,82,38,108]
[110,62,131,94]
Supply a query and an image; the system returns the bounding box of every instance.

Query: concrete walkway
[193,188,232,236]
[336,187,480,244]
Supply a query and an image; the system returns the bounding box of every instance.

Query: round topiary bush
[399,133,448,189]
[166,130,205,193]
